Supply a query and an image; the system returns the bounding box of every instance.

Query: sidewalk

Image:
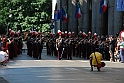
[0,49,124,83]
[0,77,9,83]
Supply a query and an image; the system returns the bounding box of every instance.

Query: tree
[0,0,52,34]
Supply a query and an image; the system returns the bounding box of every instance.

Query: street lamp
[7,9,12,33]
[9,9,12,29]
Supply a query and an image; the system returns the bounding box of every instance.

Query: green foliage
[0,0,52,34]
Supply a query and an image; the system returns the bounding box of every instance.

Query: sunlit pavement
[0,49,124,83]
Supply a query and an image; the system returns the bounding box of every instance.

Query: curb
[0,77,9,83]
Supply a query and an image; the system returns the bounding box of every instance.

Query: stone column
[68,0,78,35]
[54,0,61,33]
[79,0,90,33]
[114,0,123,35]
[92,0,104,36]
[60,0,68,32]
[108,0,114,35]
[92,0,97,35]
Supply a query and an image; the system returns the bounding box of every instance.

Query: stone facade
[60,0,68,32]
[53,0,123,35]
[68,0,78,34]
[79,0,90,33]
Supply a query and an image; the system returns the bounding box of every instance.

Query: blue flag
[59,7,66,21]
[50,24,55,29]
[121,0,124,11]
[116,0,124,11]
[116,0,123,11]
[54,10,59,21]
[59,8,64,21]
[99,0,104,14]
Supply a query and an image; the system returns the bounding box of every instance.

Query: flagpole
[76,0,79,35]
[67,0,68,33]
[77,19,79,35]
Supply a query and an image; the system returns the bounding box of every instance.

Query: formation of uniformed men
[0,29,23,60]
[0,29,120,62]
[45,30,119,61]
[26,30,44,59]
[1,29,44,60]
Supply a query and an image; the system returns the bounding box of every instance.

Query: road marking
[65,68,79,70]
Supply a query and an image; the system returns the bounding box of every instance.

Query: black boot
[97,67,100,71]
[91,67,93,71]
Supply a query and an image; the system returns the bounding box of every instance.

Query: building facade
[52,0,124,36]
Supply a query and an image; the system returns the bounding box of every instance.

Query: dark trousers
[90,58,100,71]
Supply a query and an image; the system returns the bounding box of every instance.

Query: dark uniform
[46,35,51,55]
[56,36,63,60]
[67,39,73,60]
[37,38,44,59]
[8,38,14,59]
[28,38,33,57]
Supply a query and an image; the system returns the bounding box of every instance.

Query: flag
[59,8,64,21]
[116,0,124,11]
[122,0,124,11]
[75,2,81,19]
[54,10,59,21]
[102,0,107,12]
[63,7,68,22]
[60,7,68,22]
[99,0,104,14]
[116,0,121,11]
[50,24,55,29]
[59,7,68,22]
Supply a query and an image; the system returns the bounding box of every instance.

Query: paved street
[0,49,124,83]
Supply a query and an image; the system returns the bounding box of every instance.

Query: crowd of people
[0,29,124,66]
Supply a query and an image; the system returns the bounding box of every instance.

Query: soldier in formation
[5,29,119,62]
[26,30,44,59]
[0,29,23,60]
[44,30,120,62]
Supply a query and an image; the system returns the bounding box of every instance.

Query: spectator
[0,50,8,66]
[119,37,124,63]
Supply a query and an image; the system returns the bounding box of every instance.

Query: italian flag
[102,0,107,12]
[63,7,68,22]
[76,2,81,19]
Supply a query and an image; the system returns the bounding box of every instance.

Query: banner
[116,0,124,11]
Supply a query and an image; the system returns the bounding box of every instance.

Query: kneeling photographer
[90,48,105,71]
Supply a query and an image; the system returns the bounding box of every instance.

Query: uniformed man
[45,32,51,55]
[49,33,54,56]
[56,30,63,60]
[62,31,68,58]
[72,32,76,57]
[8,37,14,59]
[66,32,73,60]
[37,36,44,59]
